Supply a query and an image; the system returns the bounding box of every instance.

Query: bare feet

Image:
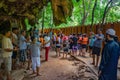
[30,72,36,75]
[91,62,95,65]
[36,73,41,76]
[94,64,98,67]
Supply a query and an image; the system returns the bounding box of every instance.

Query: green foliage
[56,0,120,28]
[27,0,120,29]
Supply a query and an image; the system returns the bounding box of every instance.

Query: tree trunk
[81,0,92,25]
[100,0,113,29]
[81,0,86,25]
[42,6,45,34]
[90,0,97,31]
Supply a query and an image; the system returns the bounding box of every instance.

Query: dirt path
[23,51,78,80]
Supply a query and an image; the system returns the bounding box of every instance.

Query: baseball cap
[106,29,116,36]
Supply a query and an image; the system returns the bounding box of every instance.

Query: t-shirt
[63,40,69,50]
[52,35,56,41]
[29,42,40,57]
[72,37,78,46]
[19,35,27,50]
[56,37,61,46]
[2,36,13,57]
[81,37,88,45]
[33,29,39,38]
[78,37,82,44]
[26,40,31,49]
[12,32,18,46]
[44,36,50,47]
[93,34,104,48]
[62,36,68,41]
[89,36,95,47]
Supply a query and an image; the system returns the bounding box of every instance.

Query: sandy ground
[23,51,78,80]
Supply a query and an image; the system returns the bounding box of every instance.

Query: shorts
[89,46,93,49]
[92,47,101,56]
[56,46,61,48]
[63,48,69,52]
[31,57,40,71]
[19,49,27,62]
[3,57,12,74]
[69,44,73,49]
[12,51,17,59]
[53,41,56,44]
[72,45,78,51]
[27,51,31,60]
[82,44,87,48]
[78,44,82,50]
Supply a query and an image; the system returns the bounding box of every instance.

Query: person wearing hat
[98,29,120,80]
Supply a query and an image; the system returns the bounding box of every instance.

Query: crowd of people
[0,20,120,80]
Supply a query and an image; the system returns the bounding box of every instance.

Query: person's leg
[26,51,31,70]
[91,47,96,65]
[72,46,74,56]
[89,47,92,57]
[23,50,26,68]
[36,57,40,76]
[70,49,72,55]
[24,49,27,66]
[45,47,50,61]
[36,66,40,76]
[27,59,31,70]
[81,45,84,56]
[75,50,77,56]
[45,47,47,61]
[75,46,78,56]
[12,59,15,70]
[19,50,22,68]
[92,54,95,65]
[95,48,101,67]
[12,51,17,70]
[31,57,36,74]
[66,52,68,58]
[63,52,65,58]
[90,49,93,57]
[58,48,61,57]
[96,55,100,67]
[82,48,86,57]
[28,60,31,70]
[56,47,58,57]
[79,49,82,56]
[4,57,12,80]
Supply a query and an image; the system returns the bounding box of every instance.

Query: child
[88,32,95,57]
[81,34,88,57]
[62,42,69,58]
[69,37,73,55]
[77,34,82,56]
[56,35,61,57]
[26,35,32,70]
[39,35,44,51]
[71,34,78,56]
[29,36,41,76]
